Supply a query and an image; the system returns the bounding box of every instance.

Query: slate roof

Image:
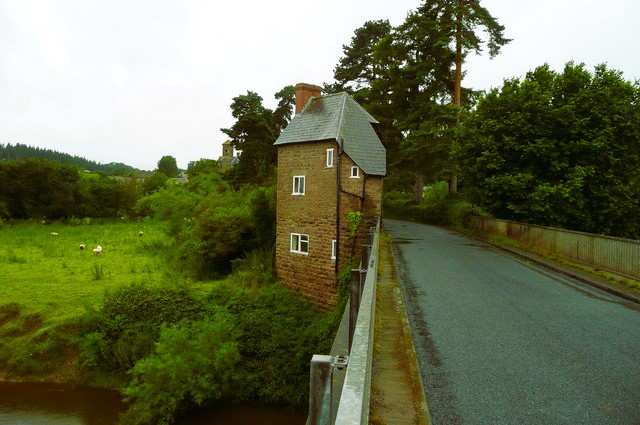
[274,92,386,176]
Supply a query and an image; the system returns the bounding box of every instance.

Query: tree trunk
[450,0,464,194]
[413,172,424,203]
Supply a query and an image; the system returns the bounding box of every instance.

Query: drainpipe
[335,140,342,275]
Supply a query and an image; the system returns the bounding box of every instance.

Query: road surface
[384,219,640,425]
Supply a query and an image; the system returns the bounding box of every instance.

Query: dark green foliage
[140,172,169,195]
[120,317,240,425]
[0,158,140,219]
[186,158,220,177]
[80,283,206,373]
[326,0,508,197]
[191,195,255,276]
[248,185,277,249]
[0,158,80,219]
[383,183,475,227]
[206,284,339,406]
[0,142,142,175]
[221,86,295,185]
[156,155,180,178]
[457,63,640,238]
[79,271,339,422]
[325,19,392,94]
[136,168,270,279]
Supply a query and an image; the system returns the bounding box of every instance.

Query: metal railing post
[361,244,371,267]
[308,355,333,425]
[349,269,361,351]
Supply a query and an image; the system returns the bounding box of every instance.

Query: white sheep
[139,231,144,237]
[92,245,103,254]
[50,232,59,236]
[79,244,86,250]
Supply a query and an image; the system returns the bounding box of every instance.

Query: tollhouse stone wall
[275,141,383,309]
[275,141,340,308]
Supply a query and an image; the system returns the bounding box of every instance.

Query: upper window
[350,166,360,178]
[326,149,334,168]
[292,175,305,195]
[291,233,309,254]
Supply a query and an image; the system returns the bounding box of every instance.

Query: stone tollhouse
[274,83,387,309]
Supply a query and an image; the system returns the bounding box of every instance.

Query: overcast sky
[1,0,638,171]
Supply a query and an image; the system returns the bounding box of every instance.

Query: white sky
[1,0,638,171]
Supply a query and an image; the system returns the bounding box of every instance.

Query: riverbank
[0,381,308,425]
[0,220,338,423]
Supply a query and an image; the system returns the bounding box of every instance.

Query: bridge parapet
[470,216,640,281]
[307,218,380,425]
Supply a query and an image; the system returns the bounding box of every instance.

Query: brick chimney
[295,83,322,114]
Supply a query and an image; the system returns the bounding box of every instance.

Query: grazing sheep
[139,231,144,237]
[79,244,86,250]
[50,232,59,236]
[92,245,103,254]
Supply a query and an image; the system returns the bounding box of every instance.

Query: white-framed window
[350,166,360,178]
[292,175,305,195]
[326,149,334,168]
[290,233,309,254]
[331,239,337,260]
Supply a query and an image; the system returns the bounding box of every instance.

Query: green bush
[80,283,206,373]
[383,190,415,219]
[209,284,339,406]
[422,181,449,204]
[384,183,477,227]
[120,317,240,425]
[229,248,275,289]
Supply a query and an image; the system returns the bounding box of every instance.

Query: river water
[0,382,307,424]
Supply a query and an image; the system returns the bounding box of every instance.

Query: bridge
[307,218,640,424]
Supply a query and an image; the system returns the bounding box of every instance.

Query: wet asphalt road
[384,219,640,425]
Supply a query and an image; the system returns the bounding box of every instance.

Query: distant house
[274,83,386,309]
[217,140,239,169]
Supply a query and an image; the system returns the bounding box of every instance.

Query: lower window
[290,233,309,254]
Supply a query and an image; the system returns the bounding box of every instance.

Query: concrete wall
[470,216,640,280]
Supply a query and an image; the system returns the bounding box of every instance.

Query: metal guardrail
[307,218,381,425]
[470,216,640,280]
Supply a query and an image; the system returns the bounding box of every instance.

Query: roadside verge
[369,233,431,425]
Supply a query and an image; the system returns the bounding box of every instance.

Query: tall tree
[449,0,510,192]
[326,1,508,199]
[157,155,179,177]
[457,63,640,238]
[221,86,295,185]
[375,3,457,200]
[325,20,392,95]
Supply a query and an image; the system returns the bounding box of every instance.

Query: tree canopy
[456,62,640,238]
[156,155,179,177]
[0,142,142,175]
[0,158,139,220]
[221,86,295,185]
[325,0,509,199]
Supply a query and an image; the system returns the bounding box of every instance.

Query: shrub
[212,284,339,406]
[383,190,414,219]
[120,317,240,425]
[80,283,206,373]
[229,248,275,289]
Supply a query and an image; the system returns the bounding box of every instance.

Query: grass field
[0,220,177,318]
[0,219,213,380]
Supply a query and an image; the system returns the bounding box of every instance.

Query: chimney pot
[295,83,322,114]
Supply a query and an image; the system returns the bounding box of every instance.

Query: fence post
[349,269,361,351]
[361,244,371,267]
[308,355,333,425]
